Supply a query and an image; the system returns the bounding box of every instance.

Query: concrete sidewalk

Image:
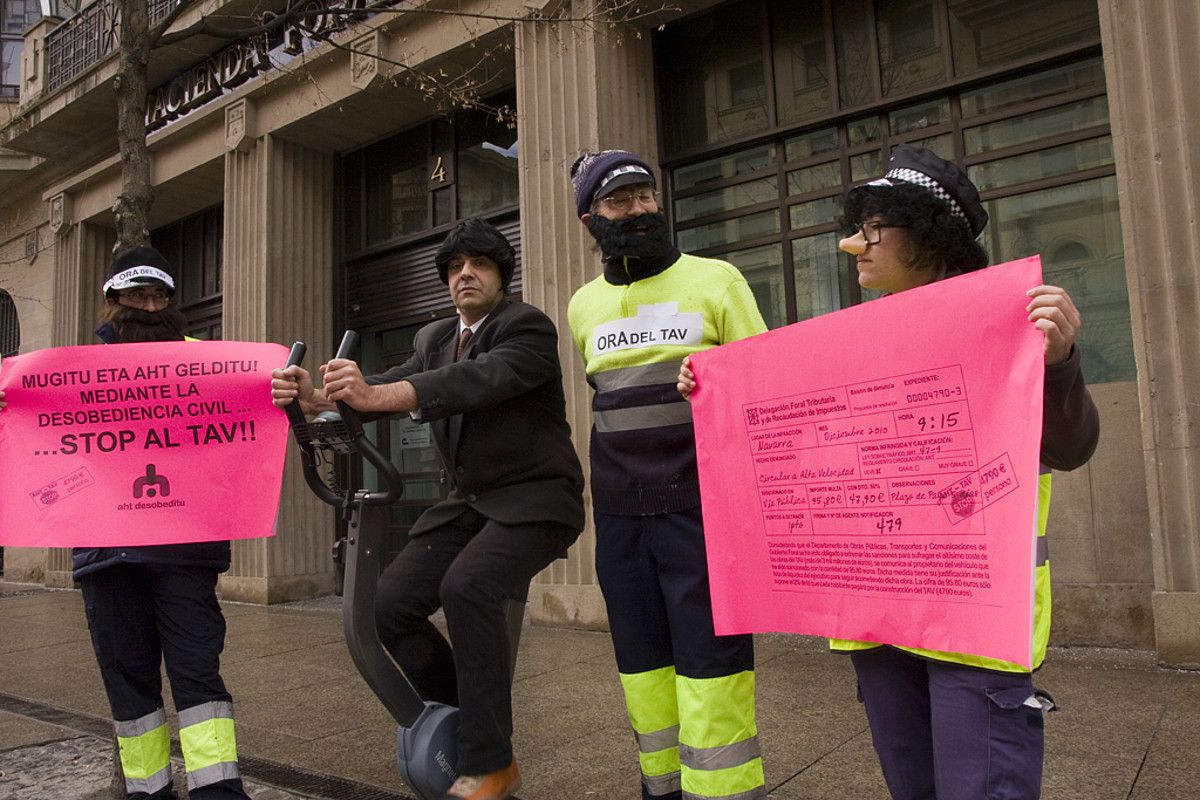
[1,581,1198,799]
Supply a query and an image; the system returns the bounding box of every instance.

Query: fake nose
[839,234,867,256]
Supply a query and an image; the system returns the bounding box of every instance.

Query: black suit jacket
[367,299,585,539]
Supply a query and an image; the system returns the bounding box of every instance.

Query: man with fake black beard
[82,246,250,799]
[567,150,769,800]
[94,265,190,344]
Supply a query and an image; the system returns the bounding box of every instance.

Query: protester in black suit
[272,219,584,800]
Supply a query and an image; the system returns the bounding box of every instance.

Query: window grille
[0,289,19,358]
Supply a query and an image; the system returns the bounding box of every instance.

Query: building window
[344,89,519,254]
[455,97,519,220]
[340,93,522,335]
[727,61,767,108]
[364,125,428,246]
[982,177,1131,383]
[0,288,18,357]
[658,1,1130,384]
[773,3,832,126]
[657,0,1102,157]
[657,1,769,154]
[152,205,223,340]
[948,0,1100,76]
[877,0,942,97]
[1,0,40,99]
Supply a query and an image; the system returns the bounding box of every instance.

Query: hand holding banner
[0,340,290,547]
[692,257,1045,667]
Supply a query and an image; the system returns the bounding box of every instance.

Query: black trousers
[595,508,754,680]
[375,507,570,774]
[81,563,248,800]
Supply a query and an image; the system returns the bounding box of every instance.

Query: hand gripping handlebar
[282,331,404,507]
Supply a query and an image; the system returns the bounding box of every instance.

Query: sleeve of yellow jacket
[716,273,768,344]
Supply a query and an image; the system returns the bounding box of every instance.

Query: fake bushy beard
[586,210,675,262]
[108,303,189,343]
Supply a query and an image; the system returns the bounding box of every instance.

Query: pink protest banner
[0,340,290,547]
[692,257,1045,667]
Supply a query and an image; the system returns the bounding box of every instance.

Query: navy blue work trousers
[595,507,754,678]
[81,563,248,800]
[374,507,571,775]
[596,508,755,800]
[851,646,1048,800]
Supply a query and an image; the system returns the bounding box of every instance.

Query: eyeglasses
[597,189,658,212]
[119,288,170,303]
[858,221,907,245]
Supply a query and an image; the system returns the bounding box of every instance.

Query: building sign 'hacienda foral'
[145,0,373,132]
[146,39,270,131]
[282,0,369,56]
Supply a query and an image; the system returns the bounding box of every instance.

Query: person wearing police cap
[2,244,252,798]
[568,150,769,800]
[771,144,1096,799]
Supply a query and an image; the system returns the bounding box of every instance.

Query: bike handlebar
[282,342,308,429]
[282,332,404,507]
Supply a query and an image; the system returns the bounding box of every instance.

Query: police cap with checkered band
[851,144,988,237]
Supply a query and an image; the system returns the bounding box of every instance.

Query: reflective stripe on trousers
[178,700,242,790]
[115,707,172,795]
[621,667,766,799]
[677,671,765,799]
[623,666,682,797]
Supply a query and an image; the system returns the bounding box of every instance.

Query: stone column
[1098,0,1200,666]
[221,131,335,603]
[515,7,657,628]
[50,215,112,349]
[43,219,114,588]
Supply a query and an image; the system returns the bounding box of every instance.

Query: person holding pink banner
[0,246,252,800]
[828,146,1098,799]
[678,144,1101,798]
[567,150,769,800]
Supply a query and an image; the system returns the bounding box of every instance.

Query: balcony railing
[45,0,179,94]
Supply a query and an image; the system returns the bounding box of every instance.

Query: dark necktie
[455,327,473,361]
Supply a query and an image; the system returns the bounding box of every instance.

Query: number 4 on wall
[429,155,448,185]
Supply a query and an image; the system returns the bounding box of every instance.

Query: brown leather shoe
[443,759,521,800]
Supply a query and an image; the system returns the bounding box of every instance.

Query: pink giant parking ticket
[0,340,290,547]
[692,256,1045,667]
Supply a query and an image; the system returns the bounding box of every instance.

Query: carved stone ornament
[350,32,381,91]
[48,193,72,235]
[225,99,257,153]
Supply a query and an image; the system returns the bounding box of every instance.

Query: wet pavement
[2,582,1198,799]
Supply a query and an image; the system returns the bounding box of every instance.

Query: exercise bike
[281,332,525,800]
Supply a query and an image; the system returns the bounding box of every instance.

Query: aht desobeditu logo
[132,464,171,499]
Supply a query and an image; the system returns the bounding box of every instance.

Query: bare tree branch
[109,0,677,250]
[291,18,513,118]
[157,2,298,48]
[148,0,197,48]
[156,0,677,49]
